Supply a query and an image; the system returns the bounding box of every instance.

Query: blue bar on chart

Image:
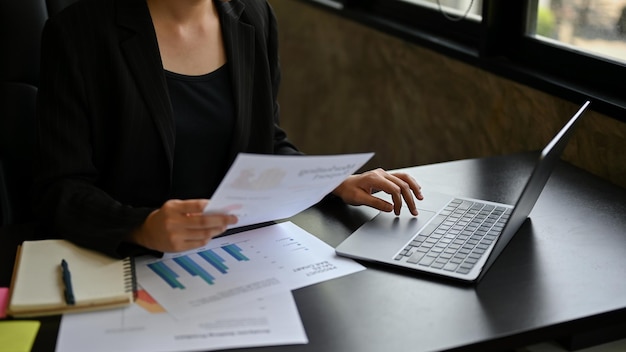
[148,262,185,289]
[173,256,215,285]
[198,249,228,274]
[221,243,249,261]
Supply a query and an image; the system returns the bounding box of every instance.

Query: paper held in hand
[203,152,374,228]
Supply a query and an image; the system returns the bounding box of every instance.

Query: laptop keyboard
[394,198,511,274]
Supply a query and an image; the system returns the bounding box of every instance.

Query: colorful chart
[135,289,165,314]
[147,244,251,289]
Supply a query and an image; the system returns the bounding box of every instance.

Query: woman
[33,0,423,258]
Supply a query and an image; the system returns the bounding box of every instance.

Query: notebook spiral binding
[122,257,138,301]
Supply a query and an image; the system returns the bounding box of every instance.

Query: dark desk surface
[2,152,626,352]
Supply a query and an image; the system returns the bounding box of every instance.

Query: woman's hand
[130,199,238,252]
[332,168,424,216]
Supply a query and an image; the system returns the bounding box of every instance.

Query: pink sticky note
[0,287,9,318]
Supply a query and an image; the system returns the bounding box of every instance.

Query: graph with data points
[147,244,250,289]
[135,222,364,319]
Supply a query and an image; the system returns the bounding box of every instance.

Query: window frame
[300,0,626,122]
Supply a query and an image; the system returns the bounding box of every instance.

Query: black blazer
[33,0,300,257]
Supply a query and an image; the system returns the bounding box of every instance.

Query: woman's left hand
[332,168,424,216]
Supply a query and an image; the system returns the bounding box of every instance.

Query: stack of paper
[55,153,371,352]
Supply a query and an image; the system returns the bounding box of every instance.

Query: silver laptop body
[335,101,591,283]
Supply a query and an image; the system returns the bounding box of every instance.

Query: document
[203,153,374,228]
[135,222,366,320]
[55,290,306,352]
[56,222,365,352]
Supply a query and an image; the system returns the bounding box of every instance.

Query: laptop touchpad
[336,210,436,260]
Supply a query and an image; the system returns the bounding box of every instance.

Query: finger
[163,199,210,216]
[393,173,424,200]
[185,227,225,241]
[388,174,420,215]
[358,193,394,213]
[162,215,231,242]
[391,185,403,215]
[170,228,225,252]
[371,173,408,215]
[170,239,210,252]
[401,185,418,216]
[185,214,238,229]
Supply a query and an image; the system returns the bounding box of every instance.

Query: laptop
[335,101,591,283]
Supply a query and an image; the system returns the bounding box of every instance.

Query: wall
[271,0,626,189]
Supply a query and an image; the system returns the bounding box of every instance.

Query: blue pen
[61,259,76,305]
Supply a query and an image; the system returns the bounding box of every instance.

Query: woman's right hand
[130,199,238,252]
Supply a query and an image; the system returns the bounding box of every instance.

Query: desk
[2,152,625,352]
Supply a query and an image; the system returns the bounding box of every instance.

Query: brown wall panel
[271,0,626,189]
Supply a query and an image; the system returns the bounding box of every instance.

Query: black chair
[0,0,78,226]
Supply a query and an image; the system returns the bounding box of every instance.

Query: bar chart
[147,244,250,289]
[134,222,364,319]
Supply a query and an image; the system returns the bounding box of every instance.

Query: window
[514,0,626,119]
[530,0,626,65]
[305,0,626,122]
[398,0,483,22]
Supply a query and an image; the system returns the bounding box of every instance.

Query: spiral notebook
[7,239,136,318]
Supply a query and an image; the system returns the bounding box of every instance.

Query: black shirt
[165,64,235,199]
